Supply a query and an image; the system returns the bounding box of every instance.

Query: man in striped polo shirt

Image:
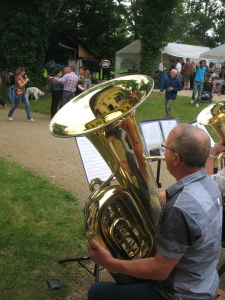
[53,66,78,106]
[87,123,222,300]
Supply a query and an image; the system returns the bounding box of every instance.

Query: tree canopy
[0,0,225,83]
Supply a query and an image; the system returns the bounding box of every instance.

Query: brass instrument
[197,101,225,169]
[49,75,163,261]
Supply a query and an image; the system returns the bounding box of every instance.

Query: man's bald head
[169,123,210,168]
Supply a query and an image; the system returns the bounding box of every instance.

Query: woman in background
[7,66,34,121]
[83,68,92,90]
[7,71,15,103]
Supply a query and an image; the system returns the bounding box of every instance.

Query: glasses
[161,142,183,162]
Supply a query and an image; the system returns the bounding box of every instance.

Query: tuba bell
[49,75,163,261]
[197,101,225,169]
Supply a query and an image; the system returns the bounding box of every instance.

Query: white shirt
[176,62,182,73]
[158,62,163,72]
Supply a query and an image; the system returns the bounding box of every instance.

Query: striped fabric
[154,169,222,299]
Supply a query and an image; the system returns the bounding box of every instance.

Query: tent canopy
[200,44,225,60]
[115,40,210,77]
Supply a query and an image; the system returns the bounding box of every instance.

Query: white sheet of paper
[75,136,112,184]
[140,121,163,152]
[160,119,179,141]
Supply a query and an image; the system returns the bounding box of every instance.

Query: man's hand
[210,141,225,156]
[87,239,115,271]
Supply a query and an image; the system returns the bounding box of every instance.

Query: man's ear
[173,153,181,165]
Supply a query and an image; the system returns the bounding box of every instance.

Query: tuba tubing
[49,75,163,261]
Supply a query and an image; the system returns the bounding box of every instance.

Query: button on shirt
[60,72,78,92]
[154,169,222,299]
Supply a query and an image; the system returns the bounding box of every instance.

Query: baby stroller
[200,81,213,103]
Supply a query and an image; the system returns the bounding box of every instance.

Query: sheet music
[160,119,179,141]
[140,121,163,153]
[76,136,112,184]
[191,122,215,147]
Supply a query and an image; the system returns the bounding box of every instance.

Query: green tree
[0,0,56,84]
[138,0,179,76]
[46,0,131,66]
[167,0,225,47]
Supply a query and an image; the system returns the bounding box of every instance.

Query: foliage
[138,0,179,76]
[45,0,132,66]
[167,0,225,47]
[0,0,54,84]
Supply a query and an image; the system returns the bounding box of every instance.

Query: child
[211,77,216,94]
[209,70,220,80]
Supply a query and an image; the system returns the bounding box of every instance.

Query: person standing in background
[158,60,164,72]
[51,69,63,118]
[7,66,34,121]
[100,58,111,81]
[0,78,6,108]
[182,58,193,90]
[7,71,15,103]
[158,60,167,89]
[191,60,207,107]
[175,59,182,76]
[190,61,196,89]
[52,66,78,107]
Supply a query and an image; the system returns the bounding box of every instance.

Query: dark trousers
[51,90,63,118]
[102,68,110,80]
[0,99,6,107]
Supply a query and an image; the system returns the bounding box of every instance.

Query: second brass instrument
[197,101,225,169]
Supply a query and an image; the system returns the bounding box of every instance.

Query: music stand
[58,256,102,282]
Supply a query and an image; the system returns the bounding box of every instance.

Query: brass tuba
[49,75,163,261]
[197,101,225,169]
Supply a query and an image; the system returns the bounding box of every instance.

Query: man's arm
[88,239,180,281]
[160,191,167,206]
[205,141,225,175]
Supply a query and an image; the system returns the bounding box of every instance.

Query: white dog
[26,87,44,101]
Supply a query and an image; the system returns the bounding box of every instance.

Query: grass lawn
[0,159,87,300]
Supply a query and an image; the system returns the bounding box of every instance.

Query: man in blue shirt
[191,60,207,107]
[159,69,182,118]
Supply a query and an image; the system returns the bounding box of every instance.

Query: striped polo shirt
[154,169,222,299]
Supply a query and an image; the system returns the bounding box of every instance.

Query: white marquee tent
[200,44,225,61]
[115,40,210,77]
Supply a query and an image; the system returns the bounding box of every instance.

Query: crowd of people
[0,64,96,121]
[158,58,225,117]
[0,58,112,121]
